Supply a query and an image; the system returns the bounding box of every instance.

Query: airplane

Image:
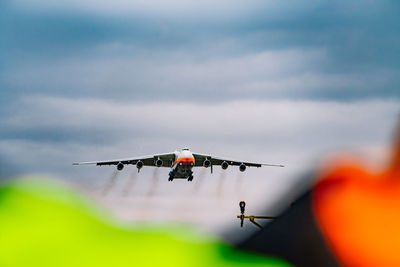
[73,148,284,181]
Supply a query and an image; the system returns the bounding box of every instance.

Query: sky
[0,0,399,239]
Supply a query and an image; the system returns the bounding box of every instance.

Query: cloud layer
[1,0,399,233]
[1,96,398,175]
[1,0,399,104]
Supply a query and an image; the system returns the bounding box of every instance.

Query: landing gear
[168,171,174,182]
[187,171,194,182]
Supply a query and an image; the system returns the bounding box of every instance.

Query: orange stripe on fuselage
[173,157,195,167]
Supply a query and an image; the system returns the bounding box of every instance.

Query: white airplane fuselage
[169,149,195,180]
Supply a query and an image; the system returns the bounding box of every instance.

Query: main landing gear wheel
[168,172,174,181]
[187,175,193,182]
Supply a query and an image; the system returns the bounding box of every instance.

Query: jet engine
[155,158,163,167]
[203,159,211,168]
[221,161,229,170]
[136,161,144,171]
[117,162,124,171]
[239,163,247,172]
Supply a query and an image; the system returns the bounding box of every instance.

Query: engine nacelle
[155,158,163,167]
[203,159,211,168]
[136,161,144,170]
[117,162,124,171]
[221,161,229,170]
[239,163,247,172]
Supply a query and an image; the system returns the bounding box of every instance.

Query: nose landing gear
[187,171,194,182]
[168,171,174,181]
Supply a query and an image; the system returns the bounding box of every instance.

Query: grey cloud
[1,0,399,104]
[0,155,20,181]
[3,47,399,103]
[10,0,269,18]
[1,96,398,176]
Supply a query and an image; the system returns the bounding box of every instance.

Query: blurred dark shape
[239,190,338,267]
[238,120,400,267]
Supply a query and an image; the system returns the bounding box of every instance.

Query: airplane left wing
[192,153,284,168]
[73,152,176,168]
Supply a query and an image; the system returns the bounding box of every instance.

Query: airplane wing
[192,153,284,168]
[73,152,176,168]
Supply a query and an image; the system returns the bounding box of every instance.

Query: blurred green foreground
[0,177,290,267]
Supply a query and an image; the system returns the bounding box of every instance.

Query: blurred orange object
[313,125,400,267]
